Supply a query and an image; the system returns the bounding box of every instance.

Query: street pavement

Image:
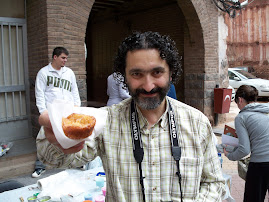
[2,101,269,201]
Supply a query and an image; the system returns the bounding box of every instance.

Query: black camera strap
[130,99,183,202]
[167,100,183,202]
[130,99,145,202]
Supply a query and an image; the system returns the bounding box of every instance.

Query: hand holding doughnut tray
[47,99,108,149]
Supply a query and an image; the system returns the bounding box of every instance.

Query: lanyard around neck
[130,99,183,202]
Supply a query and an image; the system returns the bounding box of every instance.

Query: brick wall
[178,0,220,123]
[225,0,269,79]
[27,0,49,136]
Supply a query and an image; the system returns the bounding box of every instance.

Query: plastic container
[27,195,38,202]
[101,187,106,196]
[95,176,105,191]
[218,153,223,168]
[38,196,51,202]
[94,195,105,202]
[84,193,93,201]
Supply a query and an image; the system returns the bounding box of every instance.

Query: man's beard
[127,82,171,110]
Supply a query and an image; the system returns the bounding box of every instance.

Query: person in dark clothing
[167,83,177,100]
[0,180,24,193]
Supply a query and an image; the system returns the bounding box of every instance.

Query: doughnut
[62,113,96,139]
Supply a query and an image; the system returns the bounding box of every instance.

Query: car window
[234,70,256,79]
[228,71,237,80]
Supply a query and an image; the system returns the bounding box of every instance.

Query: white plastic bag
[0,142,13,157]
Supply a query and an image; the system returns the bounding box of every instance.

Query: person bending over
[224,85,269,202]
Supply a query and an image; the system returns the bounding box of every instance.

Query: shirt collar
[48,63,67,72]
[160,97,169,129]
[134,97,169,130]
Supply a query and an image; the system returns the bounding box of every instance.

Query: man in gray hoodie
[224,85,269,202]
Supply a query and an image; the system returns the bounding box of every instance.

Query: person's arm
[226,116,250,161]
[107,75,112,97]
[119,83,130,100]
[35,70,47,114]
[198,120,226,201]
[70,71,81,107]
[106,75,121,106]
[36,112,97,168]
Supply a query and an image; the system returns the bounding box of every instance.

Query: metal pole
[214,84,219,126]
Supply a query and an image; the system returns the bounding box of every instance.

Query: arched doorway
[84,0,220,122]
[85,0,185,106]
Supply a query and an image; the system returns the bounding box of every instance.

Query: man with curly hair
[36,31,225,201]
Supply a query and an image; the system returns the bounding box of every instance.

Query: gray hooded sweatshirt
[227,102,269,162]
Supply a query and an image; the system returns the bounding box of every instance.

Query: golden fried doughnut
[62,113,96,139]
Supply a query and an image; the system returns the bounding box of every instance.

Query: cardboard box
[224,125,237,138]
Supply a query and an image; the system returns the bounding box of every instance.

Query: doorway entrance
[0,17,31,142]
[85,0,185,105]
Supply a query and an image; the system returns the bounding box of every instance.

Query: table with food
[0,166,106,202]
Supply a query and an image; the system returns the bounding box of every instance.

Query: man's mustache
[135,88,162,95]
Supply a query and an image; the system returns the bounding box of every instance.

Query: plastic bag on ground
[0,142,13,157]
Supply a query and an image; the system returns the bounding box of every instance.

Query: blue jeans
[34,157,46,170]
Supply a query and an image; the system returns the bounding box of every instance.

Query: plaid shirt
[37,97,225,202]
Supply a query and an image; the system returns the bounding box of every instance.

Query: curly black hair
[113,31,182,85]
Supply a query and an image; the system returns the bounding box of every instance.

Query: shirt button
[153,187,157,191]
[151,136,154,139]
[152,162,155,165]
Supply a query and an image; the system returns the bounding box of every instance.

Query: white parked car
[228,68,269,97]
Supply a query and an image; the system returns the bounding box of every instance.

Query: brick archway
[176,0,220,122]
[80,0,220,121]
[27,0,223,135]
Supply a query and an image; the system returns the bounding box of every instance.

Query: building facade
[225,0,269,78]
[0,0,229,178]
